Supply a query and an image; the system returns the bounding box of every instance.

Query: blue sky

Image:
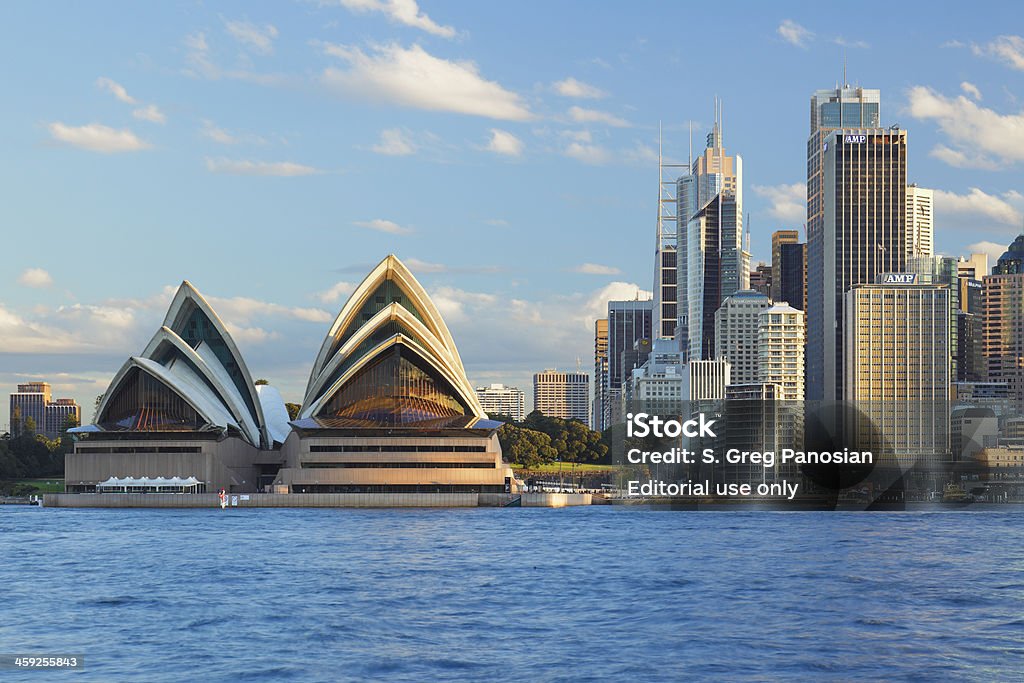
[2,0,1023,426]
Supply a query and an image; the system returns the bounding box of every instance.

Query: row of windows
[300,462,495,469]
[291,484,506,494]
[308,444,487,453]
[76,446,203,454]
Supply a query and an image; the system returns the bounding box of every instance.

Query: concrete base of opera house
[42,492,594,508]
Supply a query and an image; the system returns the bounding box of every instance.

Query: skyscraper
[777,240,807,310]
[906,184,934,258]
[808,124,907,401]
[9,382,81,439]
[533,370,590,423]
[714,290,771,386]
[771,230,800,301]
[687,191,746,360]
[674,101,748,359]
[475,384,526,422]
[758,303,806,402]
[593,318,608,430]
[606,299,653,426]
[806,83,882,400]
[983,237,1024,400]
[845,277,950,463]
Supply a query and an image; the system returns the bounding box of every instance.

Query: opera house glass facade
[64,255,516,502]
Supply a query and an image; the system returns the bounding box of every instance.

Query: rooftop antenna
[656,120,663,246]
[688,119,692,168]
[843,51,848,87]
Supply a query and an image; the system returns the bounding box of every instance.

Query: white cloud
[95,77,137,104]
[371,128,416,155]
[224,19,279,55]
[202,121,237,144]
[833,36,869,48]
[207,295,332,325]
[404,258,448,273]
[753,182,806,223]
[778,19,814,48]
[200,121,266,146]
[622,141,658,165]
[933,187,1024,228]
[484,128,523,156]
[18,268,53,288]
[564,141,611,165]
[971,35,1024,70]
[573,263,621,275]
[315,282,357,304]
[224,325,279,345]
[960,81,982,100]
[428,286,498,323]
[907,85,1024,168]
[568,105,629,127]
[320,42,533,121]
[337,0,456,39]
[205,158,321,176]
[967,240,1010,265]
[183,30,282,85]
[48,122,151,153]
[553,77,606,99]
[354,218,413,235]
[132,104,166,124]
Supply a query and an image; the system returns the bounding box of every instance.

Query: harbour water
[2,506,1022,681]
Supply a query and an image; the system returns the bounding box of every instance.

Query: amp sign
[844,134,868,144]
[883,273,917,284]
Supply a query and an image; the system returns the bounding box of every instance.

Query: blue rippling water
[1,506,1023,682]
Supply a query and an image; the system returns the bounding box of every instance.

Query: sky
[1,0,1023,427]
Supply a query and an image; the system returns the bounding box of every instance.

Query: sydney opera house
[65,255,517,504]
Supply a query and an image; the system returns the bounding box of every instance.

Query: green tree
[23,416,36,435]
[93,394,104,422]
[255,378,270,386]
[497,424,557,468]
[285,403,301,420]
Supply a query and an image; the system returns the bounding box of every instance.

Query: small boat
[940,483,973,506]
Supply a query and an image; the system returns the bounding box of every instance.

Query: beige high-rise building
[982,273,1024,401]
[906,184,934,258]
[958,253,989,280]
[845,278,950,462]
[757,303,805,401]
[533,370,590,423]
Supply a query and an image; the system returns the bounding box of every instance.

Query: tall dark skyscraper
[777,241,806,310]
[806,83,910,401]
[606,299,653,425]
[593,318,608,430]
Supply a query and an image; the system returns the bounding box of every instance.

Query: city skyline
[2,2,1024,425]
